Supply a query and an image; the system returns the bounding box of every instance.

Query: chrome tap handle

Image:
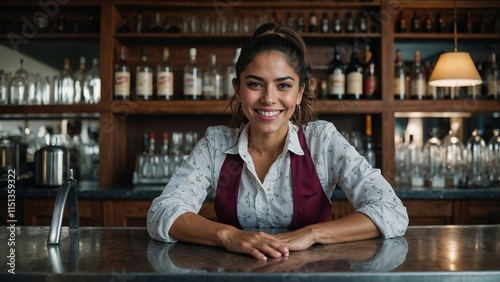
[47,169,79,245]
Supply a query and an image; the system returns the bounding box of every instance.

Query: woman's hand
[274,226,317,251]
[217,229,290,260]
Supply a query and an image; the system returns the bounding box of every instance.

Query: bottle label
[114,72,130,97]
[328,69,345,95]
[411,79,426,97]
[393,76,405,97]
[157,71,174,97]
[364,76,377,95]
[346,72,362,95]
[136,72,153,95]
[487,77,497,95]
[184,74,202,96]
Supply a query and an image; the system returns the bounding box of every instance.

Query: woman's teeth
[257,110,280,117]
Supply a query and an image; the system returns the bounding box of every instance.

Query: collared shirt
[147,120,409,242]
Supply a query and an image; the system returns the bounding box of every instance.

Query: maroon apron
[214,127,332,229]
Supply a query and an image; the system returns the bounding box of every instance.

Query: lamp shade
[428,52,483,87]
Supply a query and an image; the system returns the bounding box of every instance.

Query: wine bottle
[394,49,409,100]
[422,13,433,33]
[396,11,406,33]
[345,46,363,100]
[202,54,223,100]
[411,11,420,33]
[225,48,241,99]
[327,45,345,100]
[183,48,202,100]
[157,47,174,100]
[363,49,377,99]
[73,56,88,104]
[345,12,354,33]
[308,11,318,33]
[86,58,101,104]
[486,53,499,100]
[358,11,367,33]
[116,15,130,33]
[333,12,342,33]
[57,58,75,104]
[435,13,446,33]
[136,48,154,100]
[410,50,427,100]
[148,13,163,33]
[365,114,376,167]
[114,46,131,100]
[321,12,329,33]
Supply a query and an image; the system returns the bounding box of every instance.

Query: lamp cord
[454,0,457,52]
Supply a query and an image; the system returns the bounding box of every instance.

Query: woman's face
[235,51,304,138]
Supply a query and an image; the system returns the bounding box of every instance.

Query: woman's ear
[232,78,240,99]
[296,85,304,105]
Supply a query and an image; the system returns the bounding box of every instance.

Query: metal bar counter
[1,225,499,282]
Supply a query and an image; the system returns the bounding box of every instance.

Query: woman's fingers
[224,231,289,260]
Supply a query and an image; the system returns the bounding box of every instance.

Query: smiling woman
[147,22,409,261]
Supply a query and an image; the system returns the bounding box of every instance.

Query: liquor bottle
[57,58,75,104]
[365,114,376,167]
[135,133,150,180]
[345,12,354,33]
[333,12,342,33]
[73,56,88,104]
[466,62,482,100]
[136,48,154,100]
[321,12,329,33]
[183,48,202,100]
[116,15,130,33]
[157,47,174,100]
[435,13,446,33]
[345,46,363,100]
[85,15,99,33]
[410,50,427,100]
[148,13,163,33]
[202,54,223,100]
[425,61,438,100]
[363,49,377,99]
[358,11,367,33]
[308,12,318,33]
[114,46,131,100]
[327,45,345,100]
[86,58,101,104]
[422,13,433,33]
[225,48,241,99]
[55,15,68,33]
[136,11,143,33]
[394,49,409,100]
[396,11,406,33]
[465,12,473,34]
[297,13,305,33]
[486,53,499,100]
[286,12,296,30]
[411,11,420,33]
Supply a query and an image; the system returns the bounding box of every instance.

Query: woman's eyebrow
[244,75,295,82]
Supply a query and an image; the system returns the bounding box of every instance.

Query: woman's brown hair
[229,23,317,127]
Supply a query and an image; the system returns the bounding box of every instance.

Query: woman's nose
[260,86,276,104]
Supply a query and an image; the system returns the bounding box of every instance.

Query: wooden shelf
[0,104,105,117]
[394,0,500,9]
[394,33,500,40]
[389,100,500,113]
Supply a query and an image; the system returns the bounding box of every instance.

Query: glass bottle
[157,47,174,100]
[411,11,420,33]
[422,13,433,33]
[57,58,75,104]
[225,48,241,99]
[327,45,345,100]
[394,49,409,100]
[364,114,376,167]
[0,71,7,105]
[486,52,499,100]
[363,49,377,99]
[136,11,143,33]
[408,134,424,187]
[487,129,500,184]
[73,56,88,104]
[116,15,130,33]
[136,48,154,100]
[467,62,482,100]
[308,11,318,33]
[320,12,329,33]
[183,48,202,100]
[159,131,170,179]
[435,13,446,33]
[148,13,163,33]
[358,11,367,33]
[425,61,438,100]
[135,133,149,181]
[114,46,131,100]
[422,131,445,188]
[55,15,68,33]
[9,58,29,105]
[395,136,410,187]
[395,10,406,33]
[345,46,363,100]
[86,58,101,104]
[333,12,342,33]
[442,130,466,187]
[297,13,305,33]
[345,12,354,33]
[203,54,223,100]
[465,129,488,187]
[410,50,427,100]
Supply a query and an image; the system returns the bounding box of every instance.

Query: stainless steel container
[34,145,70,187]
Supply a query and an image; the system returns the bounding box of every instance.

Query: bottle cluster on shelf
[395,10,500,34]
[341,114,377,167]
[114,46,240,101]
[116,9,376,36]
[322,44,378,100]
[133,130,200,185]
[0,13,100,34]
[393,50,499,100]
[0,57,101,106]
[396,128,500,189]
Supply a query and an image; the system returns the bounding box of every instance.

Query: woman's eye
[278,83,292,89]
[247,82,261,88]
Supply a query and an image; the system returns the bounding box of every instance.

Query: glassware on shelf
[202,54,223,100]
[407,134,424,187]
[395,136,410,188]
[442,130,466,188]
[9,58,29,105]
[422,131,445,188]
[56,58,75,104]
[465,129,488,187]
[487,129,500,185]
[73,56,88,104]
[0,71,8,105]
[86,58,101,104]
